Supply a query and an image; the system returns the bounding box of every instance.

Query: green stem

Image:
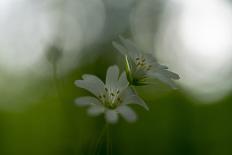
[106,123,113,155]
[125,55,133,85]
[91,123,107,155]
[106,124,110,155]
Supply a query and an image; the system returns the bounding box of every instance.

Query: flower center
[98,87,123,109]
[135,57,152,71]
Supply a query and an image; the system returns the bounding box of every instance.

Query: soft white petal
[119,36,140,56]
[113,36,140,61]
[123,94,149,110]
[157,70,180,80]
[75,74,105,97]
[117,105,137,123]
[87,105,105,116]
[151,63,169,71]
[121,88,149,110]
[118,71,129,90]
[75,96,100,107]
[82,74,105,92]
[143,53,157,63]
[105,109,118,124]
[147,72,178,89]
[121,87,149,110]
[75,80,101,97]
[106,65,119,88]
[112,41,128,55]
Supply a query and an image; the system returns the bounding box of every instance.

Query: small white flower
[113,36,180,88]
[74,65,148,124]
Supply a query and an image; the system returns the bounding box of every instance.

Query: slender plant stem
[90,123,107,155]
[110,127,113,155]
[106,124,110,155]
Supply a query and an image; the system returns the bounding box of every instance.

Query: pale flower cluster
[74,36,180,124]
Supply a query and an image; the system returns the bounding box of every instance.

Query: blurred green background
[1,47,232,155]
[0,0,232,155]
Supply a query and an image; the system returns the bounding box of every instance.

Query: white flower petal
[124,94,149,110]
[151,63,169,71]
[121,88,149,110]
[119,36,140,57]
[82,74,105,91]
[75,96,100,107]
[75,80,101,97]
[106,65,119,88]
[143,53,157,63]
[87,105,105,116]
[112,41,128,55]
[75,74,105,97]
[113,36,140,61]
[117,105,137,123]
[147,72,178,89]
[157,70,180,80]
[105,109,118,124]
[143,54,168,70]
[118,71,129,90]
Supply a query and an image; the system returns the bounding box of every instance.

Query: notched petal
[112,41,128,55]
[82,74,105,91]
[74,80,101,96]
[124,95,149,110]
[117,105,137,123]
[105,110,118,124]
[106,65,120,87]
[118,71,129,90]
[147,72,178,89]
[87,105,105,116]
[113,36,140,61]
[75,96,100,107]
[119,36,140,55]
[160,70,180,80]
[122,88,149,110]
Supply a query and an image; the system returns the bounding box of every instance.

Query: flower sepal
[124,55,133,85]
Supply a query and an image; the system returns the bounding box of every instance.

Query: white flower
[74,65,148,124]
[113,36,180,88]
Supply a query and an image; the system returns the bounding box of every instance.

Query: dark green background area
[0,51,231,155]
